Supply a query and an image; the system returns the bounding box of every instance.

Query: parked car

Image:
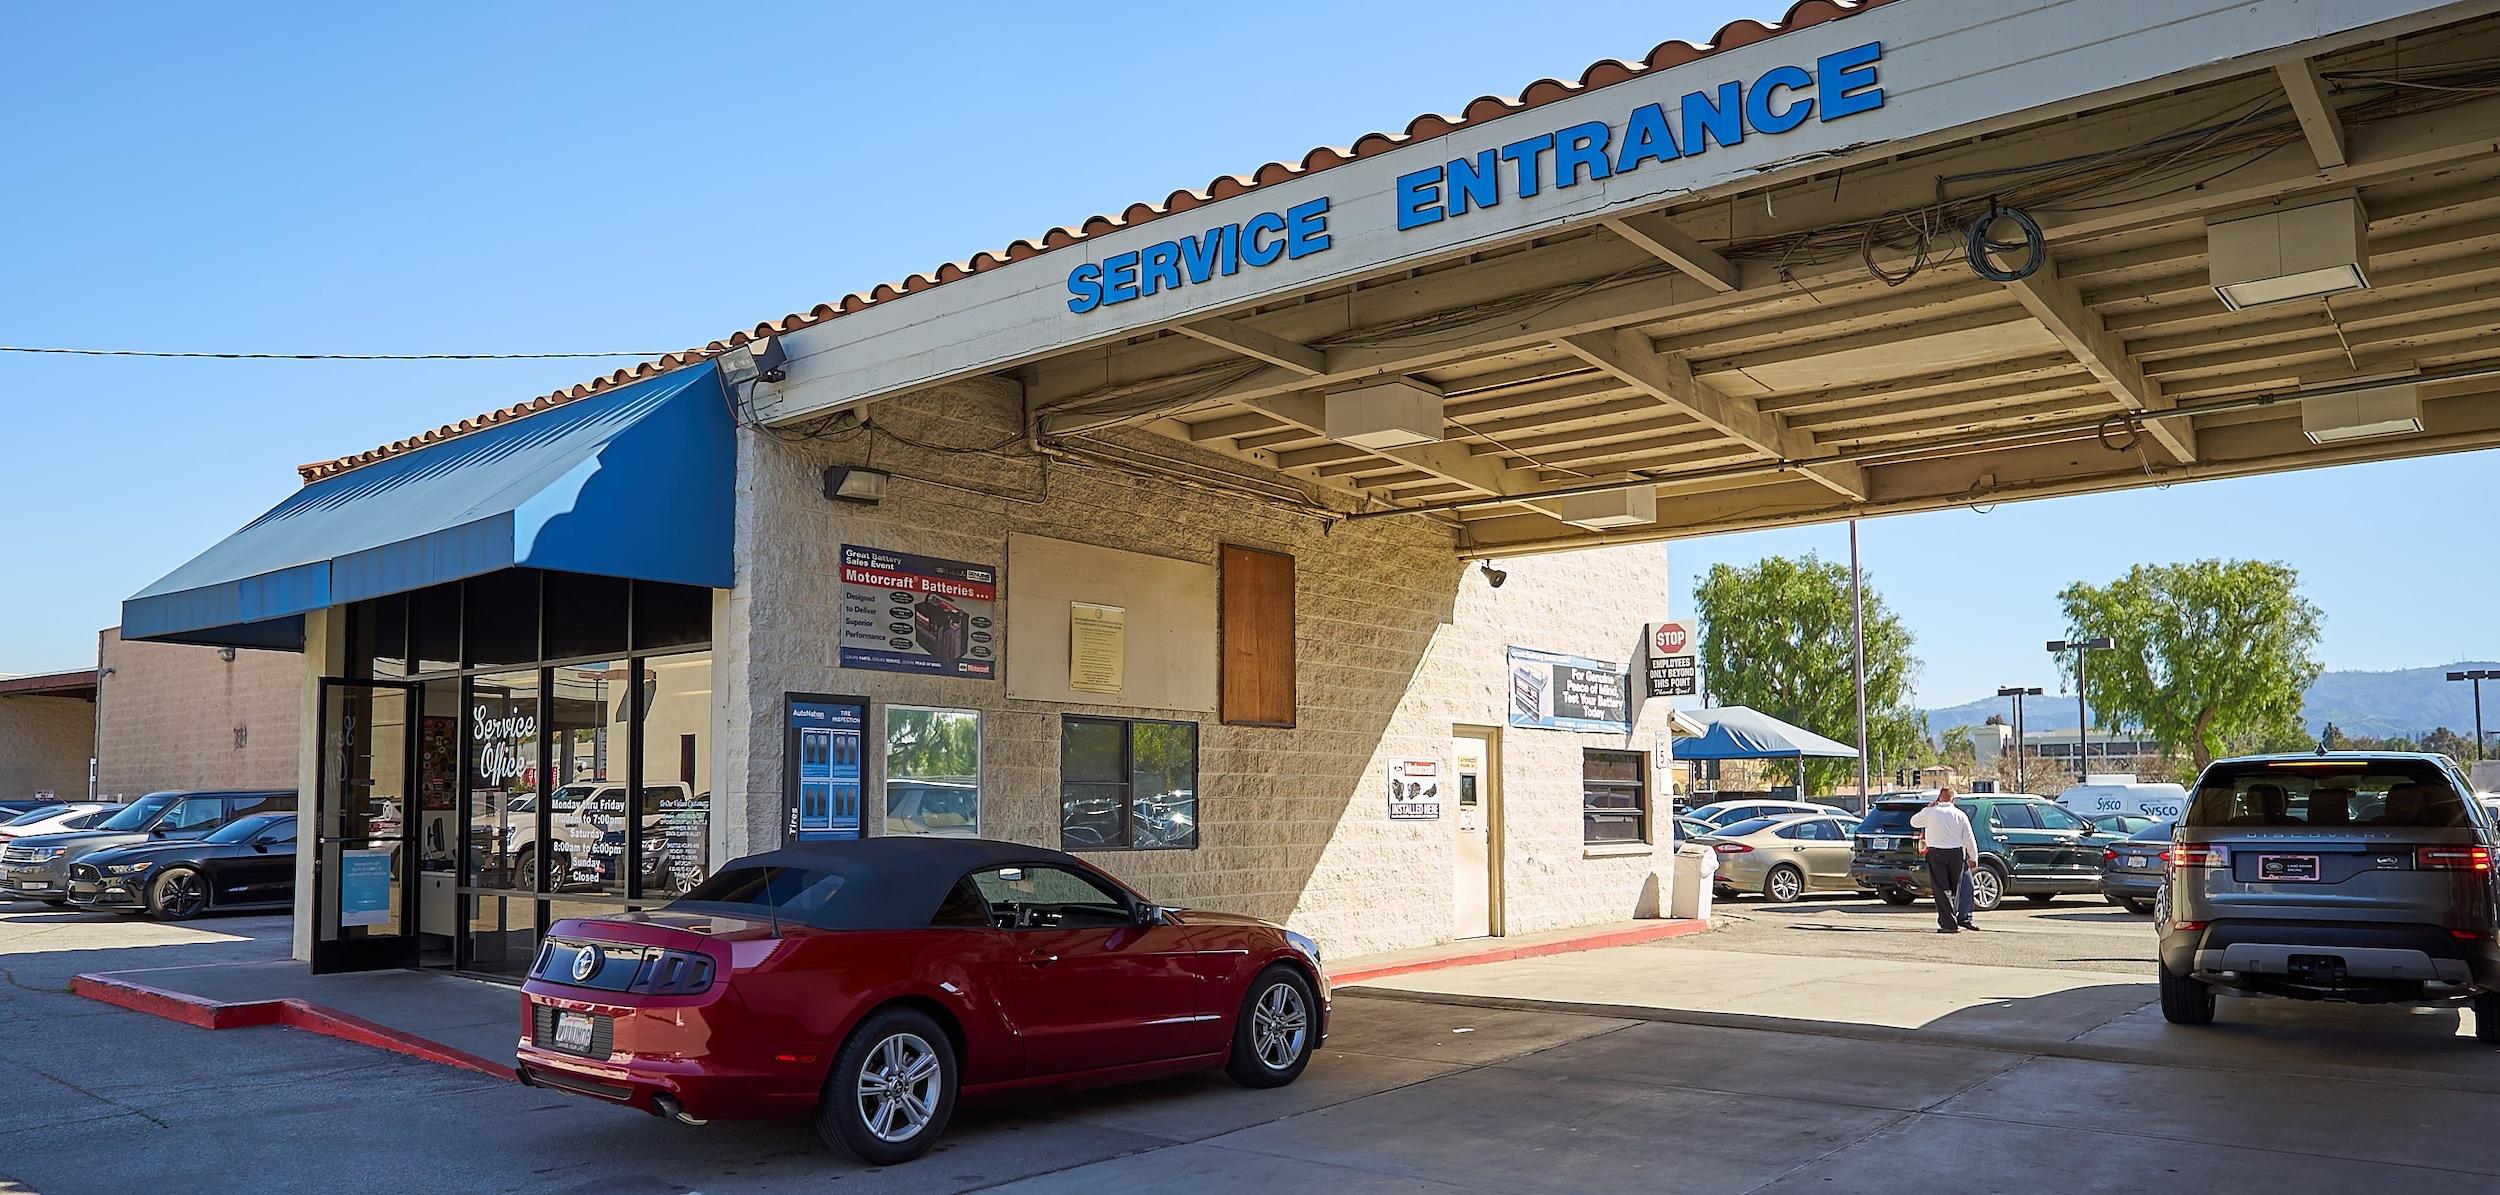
[2097,819,2173,914]
[0,790,293,905]
[1850,793,2116,910]
[472,783,706,892]
[0,802,116,843]
[63,811,297,919]
[1671,815,1717,842]
[517,837,1327,1164]
[2155,753,2500,1035]
[2083,813,2161,837]
[1706,813,1862,902]
[1688,799,1848,829]
[0,799,53,820]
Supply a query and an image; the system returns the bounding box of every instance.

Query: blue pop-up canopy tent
[1676,706,1860,761]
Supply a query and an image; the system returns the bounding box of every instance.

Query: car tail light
[2173,921,2208,931]
[630,949,717,995]
[2417,845,2493,872]
[2103,848,2119,862]
[2164,845,2227,868]
[1713,842,1753,854]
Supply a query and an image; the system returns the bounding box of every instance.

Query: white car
[1687,799,1852,828]
[0,803,116,843]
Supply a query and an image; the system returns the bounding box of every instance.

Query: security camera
[1479,562,1507,588]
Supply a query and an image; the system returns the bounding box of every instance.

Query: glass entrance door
[313,680,420,974]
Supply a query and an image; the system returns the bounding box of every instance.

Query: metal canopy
[782,3,2500,558]
[122,365,733,649]
[1676,706,1861,761]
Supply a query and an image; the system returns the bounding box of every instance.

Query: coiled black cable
[1966,202,2045,282]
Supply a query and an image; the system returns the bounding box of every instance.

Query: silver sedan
[1706,813,1862,903]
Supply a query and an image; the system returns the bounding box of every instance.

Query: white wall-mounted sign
[1645,620,1698,698]
[1388,758,1442,820]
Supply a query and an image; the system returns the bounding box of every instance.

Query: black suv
[2155,753,2500,1035]
[1852,794,2113,911]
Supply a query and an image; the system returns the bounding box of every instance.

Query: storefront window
[465,570,543,668]
[464,669,542,974]
[1059,716,1198,851]
[885,707,980,837]
[547,661,627,899]
[637,651,712,898]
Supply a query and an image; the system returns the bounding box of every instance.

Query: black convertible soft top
[666,837,1128,930]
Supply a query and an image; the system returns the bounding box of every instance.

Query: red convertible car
[516,837,1327,1163]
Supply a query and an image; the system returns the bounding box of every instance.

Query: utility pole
[2047,638,2116,782]
[1998,686,2042,793]
[1851,520,1870,809]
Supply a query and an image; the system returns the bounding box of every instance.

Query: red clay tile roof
[297,0,1888,484]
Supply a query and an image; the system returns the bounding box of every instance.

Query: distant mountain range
[1922,661,2500,741]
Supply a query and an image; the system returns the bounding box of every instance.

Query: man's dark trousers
[1927,846,1968,931]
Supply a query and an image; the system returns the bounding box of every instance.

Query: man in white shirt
[1910,788,1979,933]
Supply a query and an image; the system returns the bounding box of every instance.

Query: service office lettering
[1395,42,1885,231]
[1066,198,1334,313]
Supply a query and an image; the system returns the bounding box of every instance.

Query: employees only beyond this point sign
[1645,620,1697,699]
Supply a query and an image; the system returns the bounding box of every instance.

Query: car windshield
[666,865,849,927]
[95,794,176,832]
[1858,806,1921,833]
[3,805,69,827]
[204,814,289,845]
[1715,816,1787,837]
[2184,760,2470,828]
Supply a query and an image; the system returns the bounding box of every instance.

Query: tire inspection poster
[1506,647,1631,732]
[1387,758,1442,820]
[838,545,1000,678]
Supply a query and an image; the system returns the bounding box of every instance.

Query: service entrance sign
[1645,620,1698,698]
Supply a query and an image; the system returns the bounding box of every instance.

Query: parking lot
[6,891,2498,1193]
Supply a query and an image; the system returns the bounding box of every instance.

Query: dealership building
[120,0,2500,975]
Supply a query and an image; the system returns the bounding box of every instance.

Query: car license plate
[2258,854,2320,882]
[2131,856,2155,869]
[553,1011,596,1053]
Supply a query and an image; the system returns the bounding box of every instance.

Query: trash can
[1670,841,1716,921]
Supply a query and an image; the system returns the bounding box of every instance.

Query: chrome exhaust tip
[652,1093,707,1126]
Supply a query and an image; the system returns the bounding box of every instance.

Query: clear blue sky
[2,4,2492,704]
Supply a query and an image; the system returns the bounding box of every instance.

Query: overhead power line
[0,345,668,361]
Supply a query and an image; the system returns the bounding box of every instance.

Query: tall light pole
[2047,637,2116,782]
[1851,520,1870,808]
[1998,686,2043,794]
[2451,669,2497,761]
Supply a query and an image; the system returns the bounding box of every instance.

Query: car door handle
[1021,952,1058,969]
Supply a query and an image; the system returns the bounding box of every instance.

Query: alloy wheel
[158,871,208,919]
[1969,867,2003,912]
[1767,867,1803,903]
[854,1032,941,1143]
[1251,979,1308,1070]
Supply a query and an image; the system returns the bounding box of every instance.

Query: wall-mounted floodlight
[717,336,788,387]
[823,466,889,504]
[2207,197,2370,311]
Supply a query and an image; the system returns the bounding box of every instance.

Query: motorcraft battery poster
[839,545,1001,678]
[1507,646,1631,732]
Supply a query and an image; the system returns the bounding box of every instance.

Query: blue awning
[123,365,734,649]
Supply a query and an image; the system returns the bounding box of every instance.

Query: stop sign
[1654,622,1690,655]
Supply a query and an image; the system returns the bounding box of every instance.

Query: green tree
[2055,559,2324,771]
[1692,554,1924,792]
[1939,725,1977,769]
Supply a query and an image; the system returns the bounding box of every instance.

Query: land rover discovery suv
[2155,753,2500,1036]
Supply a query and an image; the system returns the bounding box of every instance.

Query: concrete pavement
[11,895,2500,1192]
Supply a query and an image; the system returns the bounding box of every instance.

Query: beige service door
[1452,733,1496,939]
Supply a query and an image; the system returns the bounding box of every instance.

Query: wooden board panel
[1219,545,1296,728]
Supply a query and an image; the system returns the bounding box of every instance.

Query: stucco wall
[0,695,93,802]
[719,378,1676,959]
[97,627,301,800]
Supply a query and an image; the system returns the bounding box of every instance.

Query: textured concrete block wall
[0,695,94,801]
[97,628,301,799]
[720,378,1675,959]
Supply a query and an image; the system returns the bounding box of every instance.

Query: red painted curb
[72,972,516,1081]
[1327,918,1710,986]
